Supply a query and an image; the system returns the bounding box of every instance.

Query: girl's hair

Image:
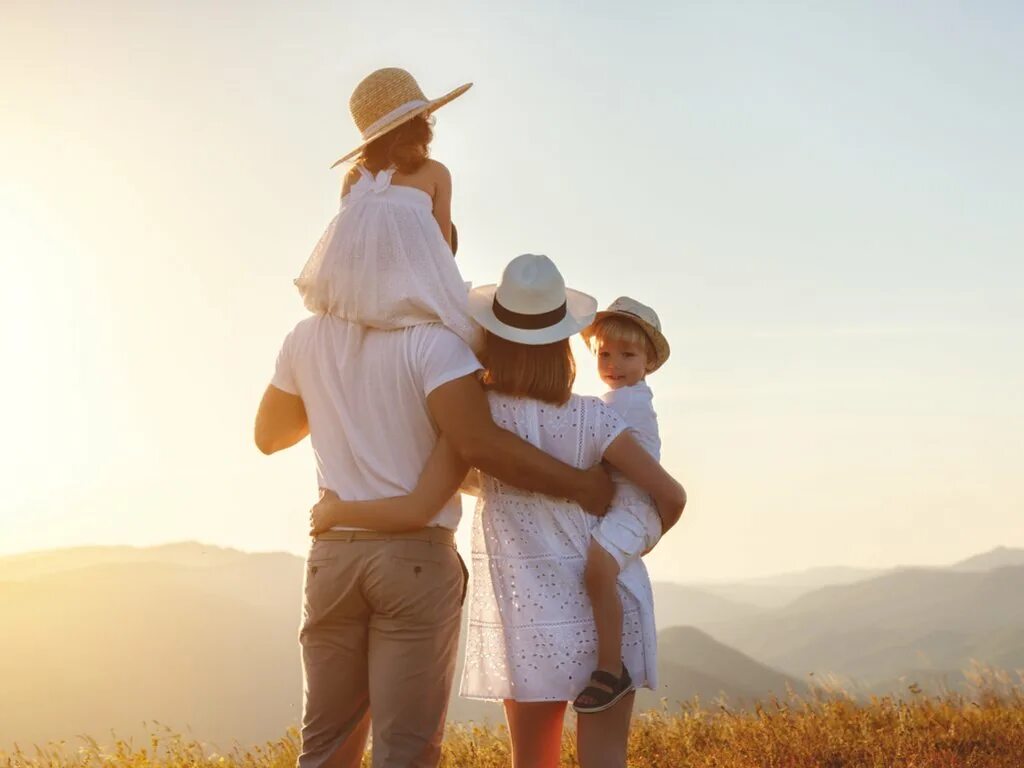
[481,331,576,405]
[359,114,433,174]
[586,316,658,368]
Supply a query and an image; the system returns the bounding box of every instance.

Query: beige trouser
[298,528,467,768]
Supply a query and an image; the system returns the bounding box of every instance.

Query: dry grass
[5,684,1023,768]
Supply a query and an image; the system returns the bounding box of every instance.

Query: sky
[1,0,1021,582]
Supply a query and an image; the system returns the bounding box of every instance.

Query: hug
[255,67,687,768]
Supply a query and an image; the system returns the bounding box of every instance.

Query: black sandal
[572,664,634,714]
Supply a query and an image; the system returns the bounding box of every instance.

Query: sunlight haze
[1,0,1021,581]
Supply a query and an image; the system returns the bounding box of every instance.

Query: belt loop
[346,530,355,543]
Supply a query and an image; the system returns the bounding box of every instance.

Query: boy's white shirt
[601,381,661,461]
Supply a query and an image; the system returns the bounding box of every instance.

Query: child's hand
[309,488,342,537]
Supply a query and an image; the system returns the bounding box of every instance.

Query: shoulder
[572,393,616,419]
[412,322,470,350]
[282,315,319,344]
[423,158,451,178]
[411,324,481,374]
[600,386,634,415]
[423,159,452,189]
[340,165,364,197]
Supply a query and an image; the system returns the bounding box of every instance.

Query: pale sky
[1,0,1021,581]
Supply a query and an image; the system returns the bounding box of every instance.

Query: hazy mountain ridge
[702,565,1024,689]
[1,543,1020,748]
[0,544,796,748]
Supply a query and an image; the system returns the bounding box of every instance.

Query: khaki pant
[298,529,467,768]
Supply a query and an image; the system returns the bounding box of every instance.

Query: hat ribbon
[492,298,567,330]
[361,99,429,139]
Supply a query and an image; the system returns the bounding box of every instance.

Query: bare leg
[503,700,567,768]
[584,538,623,677]
[576,690,634,768]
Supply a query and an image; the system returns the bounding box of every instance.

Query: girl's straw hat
[582,297,671,372]
[468,254,597,346]
[330,68,472,168]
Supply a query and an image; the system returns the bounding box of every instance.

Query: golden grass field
[5,681,1024,768]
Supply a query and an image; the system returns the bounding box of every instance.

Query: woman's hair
[586,315,657,368]
[359,114,433,174]
[481,331,576,405]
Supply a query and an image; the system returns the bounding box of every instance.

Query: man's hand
[574,463,615,517]
[309,488,341,537]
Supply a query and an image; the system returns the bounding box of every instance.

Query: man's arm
[254,384,309,454]
[426,374,614,515]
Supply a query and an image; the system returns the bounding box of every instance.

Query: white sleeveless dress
[460,392,659,702]
[294,165,482,352]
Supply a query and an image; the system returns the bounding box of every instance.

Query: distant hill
[686,566,883,610]
[0,541,252,582]
[702,566,1024,691]
[637,626,805,710]
[0,544,802,748]
[651,582,759,628]
[952,547,1024,572]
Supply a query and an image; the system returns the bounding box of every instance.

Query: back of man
[271,315,480,768]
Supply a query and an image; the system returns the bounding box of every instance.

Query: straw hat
[468,254,597,346]
[582,296,671,372]
[330,68,472,168]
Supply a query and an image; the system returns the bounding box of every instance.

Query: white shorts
[592,500,663,571]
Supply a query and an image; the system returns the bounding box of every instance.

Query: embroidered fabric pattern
[460,393,660,702]
[294,166,483,352]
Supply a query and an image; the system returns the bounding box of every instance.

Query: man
[255,315,612,768]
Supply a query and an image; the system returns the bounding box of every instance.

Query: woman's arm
[602,432,687,534]
[310,437,469,535]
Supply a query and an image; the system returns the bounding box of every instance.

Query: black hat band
[492,297,567,330]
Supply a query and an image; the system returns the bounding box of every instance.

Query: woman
[312,254,685,768]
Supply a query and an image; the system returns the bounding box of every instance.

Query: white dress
[461,392,659,702]
[293,165,482,352]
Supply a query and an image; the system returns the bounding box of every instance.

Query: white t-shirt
[271,316,482,530]
[602,381,661,461]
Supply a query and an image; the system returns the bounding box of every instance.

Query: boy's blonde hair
[585,315,659,371]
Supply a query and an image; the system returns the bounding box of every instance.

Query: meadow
[6,680,1023,768]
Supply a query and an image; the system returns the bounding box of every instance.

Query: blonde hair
[585,315,658,370]
[481,332,576,405]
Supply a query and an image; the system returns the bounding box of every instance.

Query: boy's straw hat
[468,254,597,346]
[330,68,472,168]
[582,296,671,372]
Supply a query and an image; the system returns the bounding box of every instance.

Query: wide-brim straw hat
[468,254,597,346]
[330,68,472,168]
[582,296,671,372]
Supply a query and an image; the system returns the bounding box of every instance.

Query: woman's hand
[309,488,342,537]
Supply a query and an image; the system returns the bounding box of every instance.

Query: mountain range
[1,542,1020,749]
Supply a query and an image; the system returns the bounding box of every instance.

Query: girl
[294,67,481,351]
[312,254,686,768]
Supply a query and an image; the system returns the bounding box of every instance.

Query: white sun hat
[330,68,472,168]
[468,254,597,345]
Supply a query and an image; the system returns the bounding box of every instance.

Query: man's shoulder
[408,323,476,356]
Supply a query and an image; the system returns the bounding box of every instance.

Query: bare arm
[427,373,614,515]
[310,437,468,534]
[431,161,453,250]
[602,432,687,534]
[254,385,309,454]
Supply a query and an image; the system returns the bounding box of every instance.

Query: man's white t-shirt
[271,316,482,530]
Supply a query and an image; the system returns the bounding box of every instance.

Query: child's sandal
[572,665,634,714]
